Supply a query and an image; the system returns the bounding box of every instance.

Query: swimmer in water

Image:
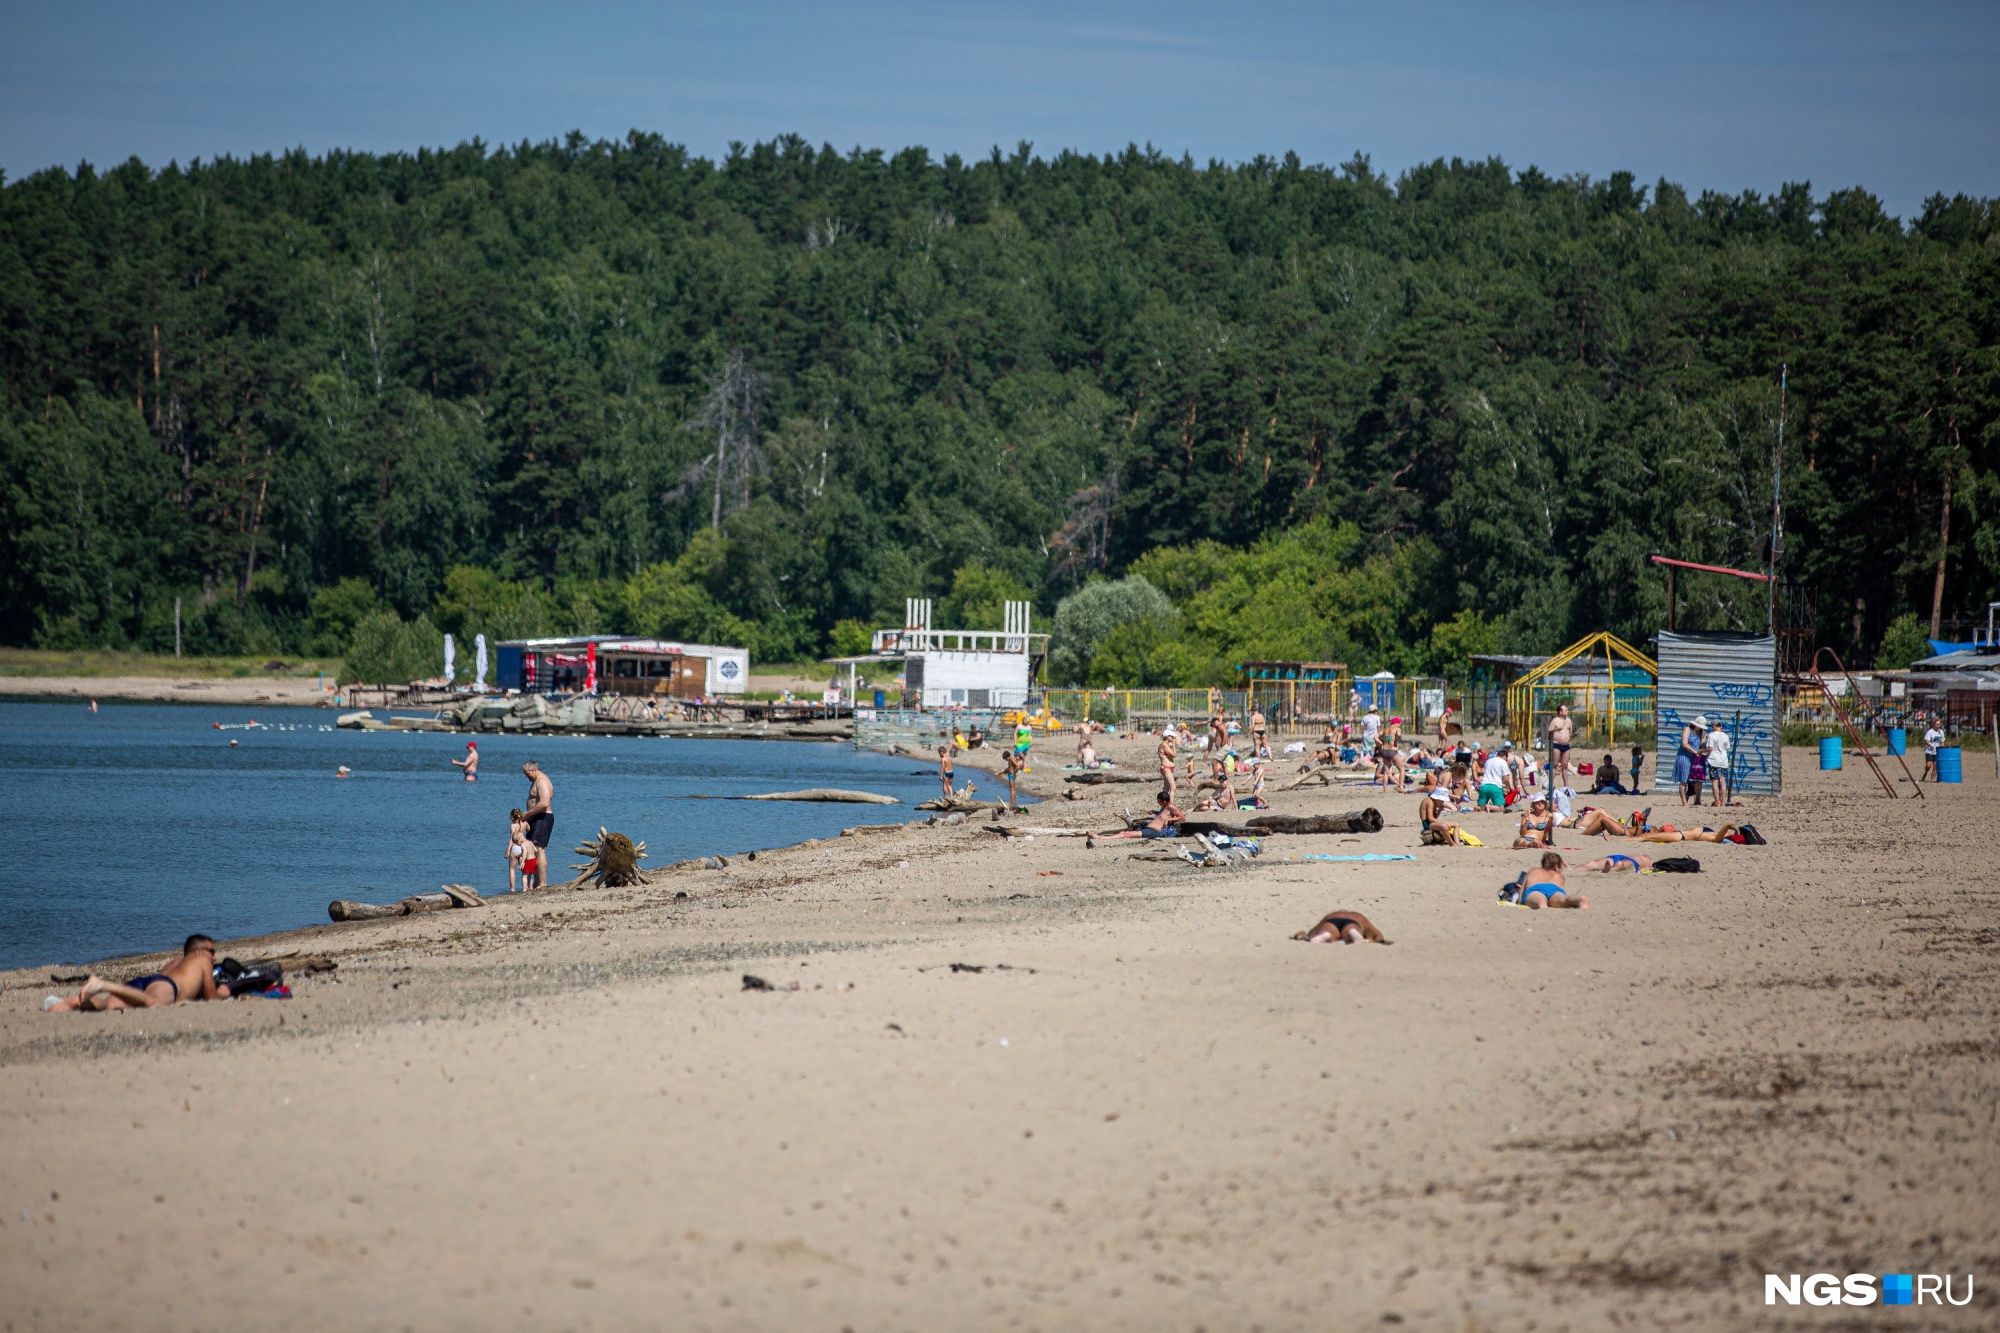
[452,740,479,782]
[336,765,351,778]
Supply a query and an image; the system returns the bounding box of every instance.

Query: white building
[828,599,1046,710]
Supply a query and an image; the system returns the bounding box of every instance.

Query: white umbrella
[474,634,489,691]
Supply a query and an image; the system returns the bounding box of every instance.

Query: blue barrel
[1819,736,1843,770]
[1936,746,1962,783]
[1887,727,1906,755]
[873,689,885,708]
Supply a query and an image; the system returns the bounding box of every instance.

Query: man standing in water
[522,760,554,889]
[452,741,479,782]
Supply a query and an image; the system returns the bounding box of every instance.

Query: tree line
[3,132,1995,681]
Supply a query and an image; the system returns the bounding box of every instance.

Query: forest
[3,132,1996,683]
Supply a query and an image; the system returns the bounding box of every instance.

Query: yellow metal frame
[1506,632,1657,746]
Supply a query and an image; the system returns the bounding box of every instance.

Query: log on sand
[731,789,899,804]
[328,884,484,922]
[1062,771,1153,786]
[1169,809,1383,839]
[1251,809,1383,835]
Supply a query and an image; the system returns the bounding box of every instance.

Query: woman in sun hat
[1676,715,1709,806]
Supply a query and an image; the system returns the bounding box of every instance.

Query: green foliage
[1124,521,1445,679]
[620,529,754,648]
[1424,609,1503,685]
[1875,613,1931,670]
[939,563,1032,630]
[2,138,1997,667]
[829,619,874,657]
[1049,576,1175,684]
[340,611,445,685]
[309,579,383,654]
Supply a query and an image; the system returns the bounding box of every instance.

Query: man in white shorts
[1706,724,1732,805]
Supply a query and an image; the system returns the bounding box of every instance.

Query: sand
[0,675,340,707]
[3,733,1995,1330]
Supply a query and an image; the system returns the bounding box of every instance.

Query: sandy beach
[0,675,341,708]
[2,734,1994,1330]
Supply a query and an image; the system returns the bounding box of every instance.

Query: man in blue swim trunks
[47,935,232,1011]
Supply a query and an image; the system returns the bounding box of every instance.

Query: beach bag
[216,957,284,995]
[1651,856,1701,874]
[1737,824,1767,846]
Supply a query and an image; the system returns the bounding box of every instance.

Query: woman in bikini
[1511,796,1556,848]
[1623,822,1740,844]
[1578,852,1653,873]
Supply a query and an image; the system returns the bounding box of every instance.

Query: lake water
[0,699,967,972]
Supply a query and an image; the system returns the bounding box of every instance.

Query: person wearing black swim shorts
[522,760,555,889]
[46,935,230,1010]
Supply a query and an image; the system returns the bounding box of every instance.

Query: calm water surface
[0,700,962,971]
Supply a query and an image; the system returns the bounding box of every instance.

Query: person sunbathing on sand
[1622,822,1739,844]
[1578,852,1653,873]
[1418,788,1465,845]
[1511,796,1556,848]
[1502,853,1589,910]
[1101,792,1185,840]
[1292,910,1392,944]
[1568,808,1638,838]
[46,935,231,1010]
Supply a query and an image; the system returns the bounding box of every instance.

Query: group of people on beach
[1149,709,1274,814]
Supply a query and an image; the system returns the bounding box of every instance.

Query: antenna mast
[1767,364,1786,634]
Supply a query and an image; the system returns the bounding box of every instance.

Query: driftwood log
[917,782,987,813]
[1169,809,1383,839]
[571,828,648,887]
[1252,809,1383,835]
[728,789,898,804]
[1062,771,1153,786]
[328,884,483,922]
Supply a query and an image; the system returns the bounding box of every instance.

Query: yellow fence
[1043,677,1446,734]
[1041,688,1228,725]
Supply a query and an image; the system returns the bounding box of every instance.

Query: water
[0,700,981,972]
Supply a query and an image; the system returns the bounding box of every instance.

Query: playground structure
[1505,632,1658,749]
[1807,646,1923,799]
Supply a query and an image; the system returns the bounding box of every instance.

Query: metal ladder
[1808,647,1923,799]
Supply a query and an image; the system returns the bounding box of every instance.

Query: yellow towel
[1458,830,1485,847]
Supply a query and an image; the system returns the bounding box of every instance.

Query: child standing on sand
[507,809,531,893]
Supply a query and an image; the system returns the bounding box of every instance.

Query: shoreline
[0,674,342,707]
[2,742,1995,1327]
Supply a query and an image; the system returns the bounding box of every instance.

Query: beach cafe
[495,637,750,698]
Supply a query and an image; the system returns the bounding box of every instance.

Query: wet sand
[2,737,1995,1330]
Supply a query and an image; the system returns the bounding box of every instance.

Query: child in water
[507,809,531,893]
[938,744,955,799]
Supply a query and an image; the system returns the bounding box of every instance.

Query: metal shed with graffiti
[1653,631,1780,795]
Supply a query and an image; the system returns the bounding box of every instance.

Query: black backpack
[216,957,284,994]
[1651,856,1702,874]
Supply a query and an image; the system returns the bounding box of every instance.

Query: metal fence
[1041,678,1447,734]
[1040,688,1237,726]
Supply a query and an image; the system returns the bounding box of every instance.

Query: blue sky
[3,1,1995,216]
